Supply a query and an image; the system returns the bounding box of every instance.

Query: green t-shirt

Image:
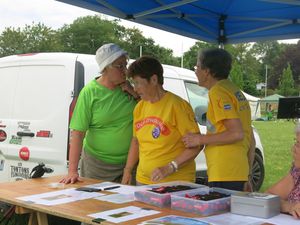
[70,79,136,164]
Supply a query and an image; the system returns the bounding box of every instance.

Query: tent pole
[265,65,268,97]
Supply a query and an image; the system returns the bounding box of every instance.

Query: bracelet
[170,160,178,172]
[168,163,176,173]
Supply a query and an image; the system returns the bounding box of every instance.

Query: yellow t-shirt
[134,92,200,184]
[205,79,251,182]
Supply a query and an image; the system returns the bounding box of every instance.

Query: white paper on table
[16,188,104,206]
[95,193,134,203]
[88,206,160,223]
[198,213,263,225]
[262,213,300,225]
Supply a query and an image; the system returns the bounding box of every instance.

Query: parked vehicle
[0,53,264,190]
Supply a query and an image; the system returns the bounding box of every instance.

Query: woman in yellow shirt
[121,56,203,185]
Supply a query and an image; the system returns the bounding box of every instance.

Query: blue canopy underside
[57,0,300,44]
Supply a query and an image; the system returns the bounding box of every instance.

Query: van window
[12,65,72,120]
[0,67,19,118]
[163,77,185,97]
[185,82,208,125]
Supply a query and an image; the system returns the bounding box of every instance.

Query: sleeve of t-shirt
[69,87,92,132]
[174,99,200,136]
[209,87,239,123]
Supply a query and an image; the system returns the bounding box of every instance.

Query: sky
[0,0,197,57]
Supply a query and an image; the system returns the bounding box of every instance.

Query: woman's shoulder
[166,91,188,104]
[291,164,300,176]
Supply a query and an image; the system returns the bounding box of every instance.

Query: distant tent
[259,94,285,103]
[242,91,261,120]
[259,94,285,119]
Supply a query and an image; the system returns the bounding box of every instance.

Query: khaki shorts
[79,150,136,184]
[79,150,125,183]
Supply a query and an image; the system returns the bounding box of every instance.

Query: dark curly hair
[127,56,164,85]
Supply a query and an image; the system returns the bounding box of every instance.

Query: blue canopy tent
[57,0,300,44]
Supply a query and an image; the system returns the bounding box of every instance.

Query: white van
[0,53,265,190]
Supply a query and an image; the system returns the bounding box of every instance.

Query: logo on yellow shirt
[135,116,170,137]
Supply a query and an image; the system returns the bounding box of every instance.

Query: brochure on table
[16,188,104,206]
[88,206,160,223]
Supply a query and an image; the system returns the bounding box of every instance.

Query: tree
[226,43,260,95]
[273,42,300,91]
[230,61,244,89]
[120,27,178,65]
[183,41,217,70]
[278,63,296,96]
[0,23,61,57]
[58,15,124,54]
[251,41,286,89]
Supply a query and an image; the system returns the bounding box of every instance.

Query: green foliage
[273,42,300,91]
[0,16,179,66]
[278,63,296,96]
[253,120,295,192]
[0,23,61,57]
[230,61,244,89]
[58,16,123,54]
[182,41,217,70]
[250,41,286,87]
[225,44,259,95]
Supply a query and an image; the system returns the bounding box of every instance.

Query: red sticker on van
[19,147,30,161]
[0,130,7,142]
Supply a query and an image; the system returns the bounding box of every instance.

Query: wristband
[171,160,178,172]
[168,163,175,173]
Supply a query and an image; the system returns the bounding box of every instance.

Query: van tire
[250,152,265,191]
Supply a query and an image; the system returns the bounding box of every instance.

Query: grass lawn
[253,120,296,192]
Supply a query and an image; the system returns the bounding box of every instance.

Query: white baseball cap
[95,43,127,73]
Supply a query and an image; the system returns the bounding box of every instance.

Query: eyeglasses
[128,78,136,87]
[110,63,127,71]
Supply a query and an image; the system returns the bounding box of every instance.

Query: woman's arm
[267,173,294,200]
[121,137,139,185]
[182,118,244,148]
[60,130,85,184]
[151,145,203,182]
[266,173,300,217]
[244,129,256,191]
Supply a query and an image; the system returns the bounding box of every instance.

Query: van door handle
[17,132,35,137]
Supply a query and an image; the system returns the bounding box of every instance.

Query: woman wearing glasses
[122,56,203,185]
[60,43,138,184]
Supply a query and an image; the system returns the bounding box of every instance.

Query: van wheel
[250,152,265,191]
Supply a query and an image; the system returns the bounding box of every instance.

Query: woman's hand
[289,202,300,219]
[121,168,133,185]
[120,80,139,100]
[151,164,174,182]
[182,132,201,148]
[59,172,81,184]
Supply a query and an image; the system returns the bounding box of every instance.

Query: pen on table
[103,186,120,190]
